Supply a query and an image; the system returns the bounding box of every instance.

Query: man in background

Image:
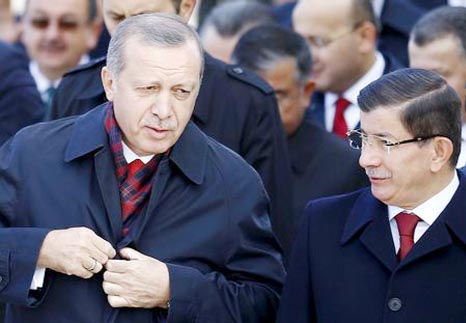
[232,24,368,219]
[293,0,402,138]
[20,0,101,117]
[409,6,466,166]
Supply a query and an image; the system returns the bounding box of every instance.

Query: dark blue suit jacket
[306,53,403,129]
[0,41,43,145]
[278,170,466,322]
[287,120,368,219]
[0,106,285,322]
[48,54,296,255]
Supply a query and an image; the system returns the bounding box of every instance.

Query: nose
[44,21,61,39]
[151,91,172,120]
[359,145,382,169]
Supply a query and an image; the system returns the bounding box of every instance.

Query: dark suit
[48,54,295,254]
[0,105,285,322]
[379,0,435,67]
[288,120,368,218]
[306,53,403,129]
[0,41,44,145]
[278,170,466,323]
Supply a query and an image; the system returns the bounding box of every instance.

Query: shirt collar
[29,55,90,95]
[122,140,154,164]
[388,172,460,225]
[326,51,386,106]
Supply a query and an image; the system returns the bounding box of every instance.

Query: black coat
[0,41,44,145]
[288,120,369,219]
[48,54,296,254]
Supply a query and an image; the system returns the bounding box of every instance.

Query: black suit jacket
[48,54,296,254]
[288,120,368,219]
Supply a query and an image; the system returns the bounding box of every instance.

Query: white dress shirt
[324,51,386,132]
[31,140,154,289]
[387,173,459,253]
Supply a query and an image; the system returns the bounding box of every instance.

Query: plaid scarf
[104,103,159,226]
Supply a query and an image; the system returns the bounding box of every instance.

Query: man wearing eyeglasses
[20,0,101,118]
[278,68,466,322]
[292,0,402,139]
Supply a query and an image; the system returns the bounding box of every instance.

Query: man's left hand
[102,248,170,309]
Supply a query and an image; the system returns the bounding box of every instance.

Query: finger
[103,270,125,284]
[102,281,124,296]
[91,236,116,259]
[119,247,145,261]
[105,259,131,273]
[107,295,129,308]
[83,258,104,274]
[87,248,112,267]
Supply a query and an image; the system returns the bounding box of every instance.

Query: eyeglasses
[306,22,362,49]
[29,16,83,32]
[346,129,446,154]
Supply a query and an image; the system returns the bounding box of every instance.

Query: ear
[101,66,115,102]
[178,0,197,22]
[430,137,454,172]
[355,21,377,54]
[299,79,315,109]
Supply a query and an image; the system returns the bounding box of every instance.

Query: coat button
[388,297,402,312]
[232,67,244,75]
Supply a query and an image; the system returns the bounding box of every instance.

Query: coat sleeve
[241,91,296,256]
[276,205,316,323]
[0,135,51,306]
[166,167,286,322]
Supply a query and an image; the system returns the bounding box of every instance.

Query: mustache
[365,167,391,179]
[142,115,176,131]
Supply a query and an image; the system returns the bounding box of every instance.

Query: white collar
[122,140,154,164]
[388,172,459,226]
[29,55,90,94]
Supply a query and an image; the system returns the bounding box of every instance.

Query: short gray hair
[106,13,204,79]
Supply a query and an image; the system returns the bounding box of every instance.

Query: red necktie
[333,97,351,138]
[395,212,421,261]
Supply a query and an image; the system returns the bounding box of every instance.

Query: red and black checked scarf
[104,103,159,227]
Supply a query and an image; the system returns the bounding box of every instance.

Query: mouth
[144,126,170,138]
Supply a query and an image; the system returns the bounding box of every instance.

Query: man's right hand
[37,227,116,279]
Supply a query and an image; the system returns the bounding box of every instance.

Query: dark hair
[411,6,466,58]
[358,68,462,167]
[352,0,380,33]
[199,0,275,37]
[231,23,311,83]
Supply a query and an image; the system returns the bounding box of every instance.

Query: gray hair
[199,0,275,38]
[106,13,204,80]
[410,6,466,60]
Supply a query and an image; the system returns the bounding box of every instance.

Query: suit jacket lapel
[342,189,398,272]
[94,147,123,244]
